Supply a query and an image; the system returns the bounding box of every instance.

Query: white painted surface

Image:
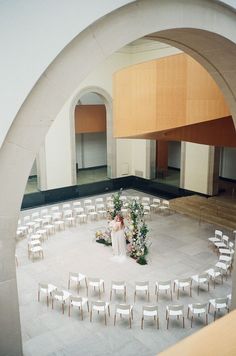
[220,147,236,179]
[168,141,181,169]
[76,132,107,169]
[44,107,73,190]
[29,159,37,176]
[0,0,134,149]
[183,142,210,194]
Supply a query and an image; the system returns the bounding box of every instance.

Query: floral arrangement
[96,190,150,265]
[95,229,112,246]
[127,200,149,265]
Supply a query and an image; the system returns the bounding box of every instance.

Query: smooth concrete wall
[76,132,107,169]
[183,142,210,195]
[168,141,181,169]
[44,108,73,190]
[220,147,236,180]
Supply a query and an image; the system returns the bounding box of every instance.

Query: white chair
[96,204,107,219]
[208,229,223,246]
[141,305,159,329]
[150,198,161,212]
[68,296,89,319]
[68,272,87,292]
[206,268,223,288]
[215,261,231,280]
[208,297,229,321]
[73,201,81,209]
[51,290,71,314]
[64,209,76,227]
[114,304,133,328]
[155,280,172,301]
[134,281,149,302]
[143,205,151,220]
[173,278,192,299]
[187,302,208,327]
[166,304,185,329]
[159,199,170,215]
[95,198,104,205]
[110,281,126,302]
[84,199,92,209]
[53,212,65,231]
[87,205,98,221]
[51,206,59,213]
[38,283,57,306]
[191,273,210,295]
[62,203,71,210]
[214,235,229,249]
[90,301,110,325]
[87,278,105,298]
[28,240,44,261]
[142,197,150,206]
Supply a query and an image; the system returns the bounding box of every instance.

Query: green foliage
[137,255,148,265]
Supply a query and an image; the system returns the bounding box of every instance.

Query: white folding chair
[187,302,208,327]
[134,281,150,302]
[191,273,210,295]
[208,297,229,321]
[141,305,159,329]
[166,304,185,329]
[90,301,110,325]
[68,272,87,292]
[114,304,133,328]
[155,280,172,301]
[87,278,105,298]
[51,290,71,314]
[110,281,126,302]
[173,277,192,299]
[38,283,57,306]
[68,296,89,319]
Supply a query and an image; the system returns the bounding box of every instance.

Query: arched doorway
[1,1,236,354]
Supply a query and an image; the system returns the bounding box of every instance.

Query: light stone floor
[16,190,232,356]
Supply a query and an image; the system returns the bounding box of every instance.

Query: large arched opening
[1,1,236,354]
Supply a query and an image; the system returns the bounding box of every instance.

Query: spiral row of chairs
[38,260,231,330]
[16,194,171,261]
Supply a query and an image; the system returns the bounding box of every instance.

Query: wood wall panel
[75,105,106,134]
[113,53,230,139]
[129,116,236,148]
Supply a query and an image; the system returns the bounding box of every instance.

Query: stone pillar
[180,142,219,195]
[156,140,168,178]
[38,107,74,191]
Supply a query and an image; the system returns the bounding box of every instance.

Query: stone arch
[1,1,236,354]
[69,86,116,186]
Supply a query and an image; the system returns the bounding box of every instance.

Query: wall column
[156,140,168,178]
[180,142,219,195]
[38,106,74,191]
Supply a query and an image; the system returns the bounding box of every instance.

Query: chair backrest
[112,281,125,287]
[53,290,64,297]
[53,212,63,220]
[95,198,103,203]
[143,305,158,312]
[64,209,73,217]
[179,277,191,284]
[142,197,150,202]
[63,203,71,210]
[215,297,228,306]
[96,203,105,210]
[70,296,82,303]
[198,273,209,280]
[73,201,81,207]
[39,282,48,291]
[167,304,184,312]
[115,304,131,312]
[192,303,208,310]
[229,241,234,249]
[92,300,105,308]
[84,199,92,205]
[158,280,171,287]
[215,229,223,238]
[153,198,161,204]
[162,199,169,206]
[88,277,100,283]
[87,205,95,212]
[135,281,149,288]
[69,272,78,279]
[51,206,59,212]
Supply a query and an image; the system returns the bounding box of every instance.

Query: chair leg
[206,313,208,325]
[167,317,169,329]
[114,314,116,326]
[157,317,159,329]
[90,310,92,322]
[81,308,83,320]
[110,290,112,301]
[38,291,40,302]
[191,316,193,328]
[104,312,107,326]
[129,316,131,329]
[183,317,185,328]
[214,310,216,321]
[141,317,144,330]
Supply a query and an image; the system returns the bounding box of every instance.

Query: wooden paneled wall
[113,53,230,140]
[75,105,106,134]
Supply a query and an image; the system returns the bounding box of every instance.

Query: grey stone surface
[16,190,232,356]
